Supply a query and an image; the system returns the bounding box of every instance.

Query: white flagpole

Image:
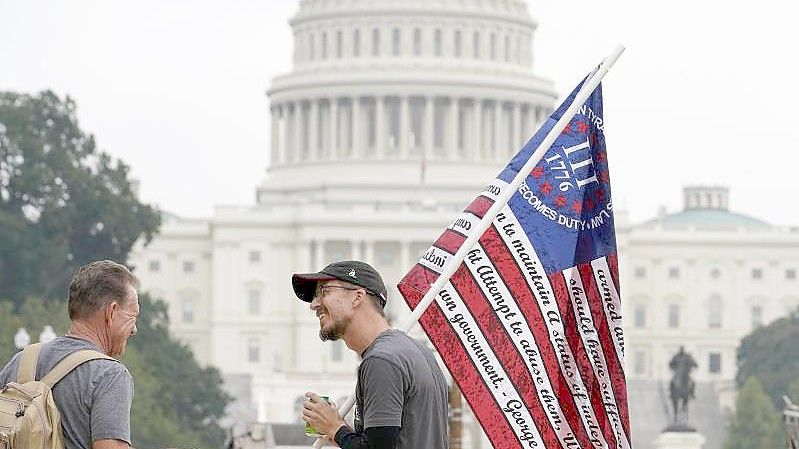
[311,44,624,448]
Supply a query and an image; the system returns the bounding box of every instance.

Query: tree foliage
[737,309,799,408]
[0,90,160,304]
[790,377,799,405]
[0,91,230,448]
[129,295,231,448]
[723,377,783,449]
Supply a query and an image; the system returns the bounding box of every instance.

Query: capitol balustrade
[270,95,549,166]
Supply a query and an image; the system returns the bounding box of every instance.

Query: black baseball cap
[292,260,388,307]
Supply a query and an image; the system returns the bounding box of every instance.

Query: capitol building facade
[130,1,799,448]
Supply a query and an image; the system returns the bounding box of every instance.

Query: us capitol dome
[261,0,557,207]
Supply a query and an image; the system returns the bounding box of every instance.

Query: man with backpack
[0,260,139,449]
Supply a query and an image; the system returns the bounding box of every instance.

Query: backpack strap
[41,350,117,388]
[16,342,43,383]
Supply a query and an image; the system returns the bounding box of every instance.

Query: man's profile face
[309,280,359,341]
[108,284,139,357]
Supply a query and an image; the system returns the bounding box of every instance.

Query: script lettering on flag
[398,80,630,449]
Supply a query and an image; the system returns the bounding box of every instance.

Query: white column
[536,106,546,129]
[513,102,522,152]
[493,102,502,160]
[448,98,459,158]
[376,96,386,157]
[473,99,482,160]
[399,96,409,158]
[424,97,436,159]
[278,105,287,164]
[294,102,303,161]
[313,240,325,269]
[399,241,411,272]
[424,96,434,158]
[352,96,361,157]
[309,100,319,160]
[351,240,362,261]
[341,101,351,158]
[298,241,312,273]
[365,241,375,265]
[270,106,279,165]
[287,105,296,162]
[330,98,339,159]
[256,392,267,423]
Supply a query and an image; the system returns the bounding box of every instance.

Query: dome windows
[372,28,380,56]
[300,24,529,66]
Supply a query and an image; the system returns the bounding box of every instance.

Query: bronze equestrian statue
[667,346,698,431]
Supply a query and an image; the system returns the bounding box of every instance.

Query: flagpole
[310,44,624,448]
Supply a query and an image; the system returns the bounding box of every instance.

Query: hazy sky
[1,0,797,224]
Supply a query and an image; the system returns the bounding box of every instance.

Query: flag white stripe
[436,282,545,448]
[493,208,609,449]
[417,246,453,274]
[447,211,483,237]
[481,179,511,203]
[564,266,631,449]
[589,258,625,364]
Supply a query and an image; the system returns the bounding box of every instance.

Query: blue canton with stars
[497,79,617,274]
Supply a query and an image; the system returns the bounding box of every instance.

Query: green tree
[723,376,783,449]
[127,295,231,448]
[789,376,799,405]
[0,91,231,448]
[737,308,799,408]
[0,90,160,304]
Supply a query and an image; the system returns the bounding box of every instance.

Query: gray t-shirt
[355,329,448,449]
[0,336,134,449]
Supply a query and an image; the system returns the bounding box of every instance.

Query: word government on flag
[399,77,630,449]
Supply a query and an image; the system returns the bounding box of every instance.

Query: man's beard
[319,315,350,341]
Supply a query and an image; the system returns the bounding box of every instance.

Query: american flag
[398,80,630,449]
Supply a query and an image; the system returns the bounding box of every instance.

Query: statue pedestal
[655,430,705,449]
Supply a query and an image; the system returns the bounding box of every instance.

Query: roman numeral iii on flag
[397,46,630,449]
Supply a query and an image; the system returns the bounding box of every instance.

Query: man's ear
[104,301,119,325]
[351,289,366,308]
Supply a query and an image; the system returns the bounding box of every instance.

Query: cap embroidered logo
[348,269,356,278]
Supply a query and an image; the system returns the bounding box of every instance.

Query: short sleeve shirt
[355,329,448,449]
[0,336,134,449]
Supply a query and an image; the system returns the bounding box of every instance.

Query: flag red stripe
[449,260,563,449]
[480,226,600,449]
[399,265,521,449]
[578,262,630,439]
[465,196,494,218]
[550,272,620,449]
[433,229,466,255]
[607,254,620,296]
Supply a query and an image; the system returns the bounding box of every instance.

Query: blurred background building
[130,1,799,448]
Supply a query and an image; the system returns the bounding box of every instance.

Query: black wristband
[334,424,354,447]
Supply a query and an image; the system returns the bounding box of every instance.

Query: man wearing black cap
[294,261,448,449]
